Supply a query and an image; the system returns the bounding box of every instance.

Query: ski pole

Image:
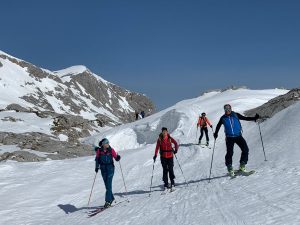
[208,139,216,183]
[149,161,155,197]
[173,152,188,187]
[87,172,97,206]
[257,122,267,161]
[118,161,130,202]
[196,126,199,143]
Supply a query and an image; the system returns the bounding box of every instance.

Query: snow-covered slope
[0,50,155,123]
[1,88,299,225]
[84,88,288,150]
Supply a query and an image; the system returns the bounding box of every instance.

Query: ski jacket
[95,146,118,168]
[154,134,178,159]
[197,117,212,128]
[215,112,256,137]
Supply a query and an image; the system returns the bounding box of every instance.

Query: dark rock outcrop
[245,88,299,120]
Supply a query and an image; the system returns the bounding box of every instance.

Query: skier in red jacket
[153,127,178,189]
[197,112,213,146]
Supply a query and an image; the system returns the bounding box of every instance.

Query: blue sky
[1,0,299,110]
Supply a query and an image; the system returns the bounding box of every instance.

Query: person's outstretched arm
[236,113,259,122]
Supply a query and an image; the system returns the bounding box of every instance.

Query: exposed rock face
[64,71,155,123]
[0,151,46,162]
[245,88,300,120]
[6,104,29,112]
[0,132,93,162]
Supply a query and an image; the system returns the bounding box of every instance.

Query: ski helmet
[101,138,109,145]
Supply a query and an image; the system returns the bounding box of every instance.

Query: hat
[101,138,109,145]
[201,112,206,116]
[161,127,168,132]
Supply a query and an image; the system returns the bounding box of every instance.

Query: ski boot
[104,201,112,208]
[170,180,176,192]
[235,163,255,176]
[171,180,175,188]
[163,183,169,190]
[227,165,235,177]
[238,163,246,173]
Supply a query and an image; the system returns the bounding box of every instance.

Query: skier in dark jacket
[95,138,121,208]
[135,111,139,121]
[153,127,178,189]
[213,104,259,176]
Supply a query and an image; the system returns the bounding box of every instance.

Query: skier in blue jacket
[213,104,259,176]
[95,138,121,208]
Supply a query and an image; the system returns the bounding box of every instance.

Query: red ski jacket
[154,135,178,158]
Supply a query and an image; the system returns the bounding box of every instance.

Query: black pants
[225,136,249,167]
[199,127,209,142]
[161,157,175,186]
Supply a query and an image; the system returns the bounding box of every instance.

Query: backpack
[158,133,174,154]
[200,117,207,127]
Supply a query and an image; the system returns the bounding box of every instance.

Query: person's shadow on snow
[114,189,150,197]
[179,143,197,147]
[58,204,98,214]
[115,175,229,197]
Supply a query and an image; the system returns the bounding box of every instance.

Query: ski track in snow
[1,89,300,225]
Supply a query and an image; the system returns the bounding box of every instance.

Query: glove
[95,167,99,173]
[213,132,218,139]
[115,155,121,161]
[254,113,260,121]
[153,155,157,162]
[174,149,178,154]
[210,125,213,128]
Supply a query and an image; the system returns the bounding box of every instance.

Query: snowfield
[1,88,300,225]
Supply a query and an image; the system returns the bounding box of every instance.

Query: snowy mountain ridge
[0,50,155,161]
[84,88,288,151]
[0,50,155,123]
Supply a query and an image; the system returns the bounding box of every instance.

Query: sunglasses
[224,105,232,111]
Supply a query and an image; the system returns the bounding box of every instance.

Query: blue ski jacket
[215,112,256,137]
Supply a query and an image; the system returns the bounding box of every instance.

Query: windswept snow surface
[1,89,299,225]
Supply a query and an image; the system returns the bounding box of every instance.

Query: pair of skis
[200,144,211,149]
[87,199,128,217]
[197,143,212,149]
